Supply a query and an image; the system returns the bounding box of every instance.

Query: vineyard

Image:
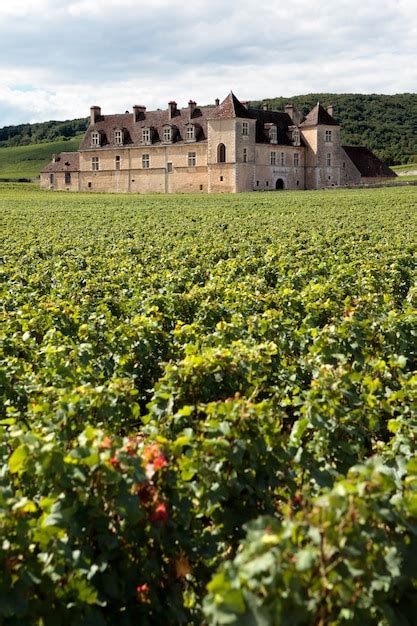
[1,185,417,625]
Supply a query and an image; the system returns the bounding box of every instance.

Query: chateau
[41,92,395,193]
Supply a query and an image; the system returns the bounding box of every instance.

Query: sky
[0,0,416,126]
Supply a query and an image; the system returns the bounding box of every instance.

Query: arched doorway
[275,178,284,190]
[217,143,226,163]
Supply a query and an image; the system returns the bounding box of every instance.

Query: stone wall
[253,145,305,191]
[40,172,80,191]
[79,143,208,193]
[301,126,342,189]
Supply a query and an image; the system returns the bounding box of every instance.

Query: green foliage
[1,185,417,623]
[204,458,417,626]
[251,93,417,165]
[0,118,88,148]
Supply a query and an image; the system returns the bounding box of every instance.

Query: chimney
[215,98,220,106]
[284,104,294,120]
[241,101,249,108]
[90,106,101,125]
[168,101,177,119]
[262,103,268,111]
[327,103,334,117]
[188,100,196,117]
[52,153,57,163]
[133,105,146,122]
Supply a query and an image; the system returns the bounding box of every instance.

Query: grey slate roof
[342,146,397,178]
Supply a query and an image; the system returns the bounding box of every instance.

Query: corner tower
[299,103,341,189]
[207,92,255,193]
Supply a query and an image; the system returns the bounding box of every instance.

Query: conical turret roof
[209,92,251,119]
[299,103,339,127]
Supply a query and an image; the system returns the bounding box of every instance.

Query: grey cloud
[0,0,415,124]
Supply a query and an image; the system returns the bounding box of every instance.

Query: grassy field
[0,134,82,179]
[392,161,417,182]
[392,161,417,172]
[1,184,417,624]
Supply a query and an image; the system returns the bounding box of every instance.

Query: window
[92,157,99,171]
[115,155,121,171]
[220,176,224,181]
[326,153,332,167]
[266,181,269,187]
[292,129,300,146]
[142,154,150,169]
[142,128,151,144]
[342,161,346,168]
[217,143,226,163]
[49,173,54,185]
[167,162,173,173]
[270,151,276,165]
[163,126,172,142]
[64,172,71,184]
[280,152,285,166]
[242,121,249,136]
[114,129,123,145]
[256,180,259,187]
[91,131,100,147]
[88,182,92,188]
[269,126,277,143]
[186,125,195,141]
[243,148,247,163]
[188,152,196,167]
[325,130,332,143]
[199,184,203,191]
[293,153,299,167]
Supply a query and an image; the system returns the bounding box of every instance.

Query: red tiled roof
[79,106,214,150]
[80,92,302,150]
[299,103,339,127]
[342,146,397,178]
[79,93,301,150]
[41,152,80,173]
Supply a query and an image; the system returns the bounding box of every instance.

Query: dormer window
[91,131,100,147]
[163,126,172,143]
[142,128,151,145]
[292,129,300,146]
[269,126,277,144]
[114,129,123,146]
[186,125,195,141]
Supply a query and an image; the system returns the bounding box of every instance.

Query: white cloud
[0,0,416,125]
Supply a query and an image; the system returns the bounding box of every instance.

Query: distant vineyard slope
[0,135,84,179]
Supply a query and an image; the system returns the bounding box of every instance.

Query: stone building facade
[41,93,395,193]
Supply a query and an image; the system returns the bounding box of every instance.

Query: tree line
[252,93,417,165]
[0,93,415,164]
[0,118,88,148]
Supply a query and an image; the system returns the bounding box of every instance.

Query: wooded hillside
[251,93,417,165]
[0,93,415,164]
[0,118,88,148]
